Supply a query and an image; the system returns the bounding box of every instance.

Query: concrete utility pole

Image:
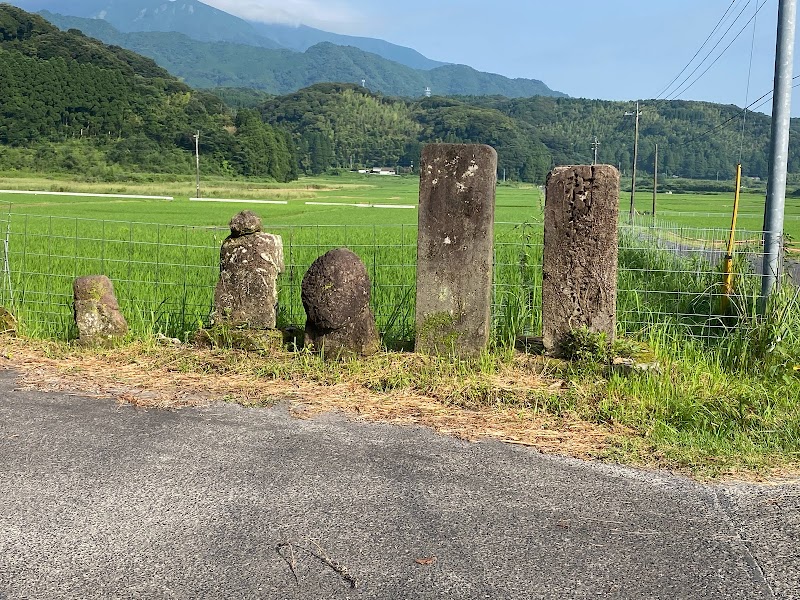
[193,131,201,198]
[591,136,600,165]
[761,0,797,308]
[624,102,642,224]
[652,144,658,223]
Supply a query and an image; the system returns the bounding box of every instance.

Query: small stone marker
[0,306,17,335]
[542,165,619,356]
[302,247,380,359]
[415,143,497,356]
[213,210,284,329]
[73,275,128,346]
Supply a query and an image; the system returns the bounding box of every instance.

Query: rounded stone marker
[301,248,371,331]
[212,226,284,329]
[302,248,379,359]
[0,307,17,335]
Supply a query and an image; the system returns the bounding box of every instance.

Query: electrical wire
[739,0,759,163]
[655,0,741,100]
[666,74,800,149]
[752,77,800,111]
[658,0,751,100]
[667,0,769,101]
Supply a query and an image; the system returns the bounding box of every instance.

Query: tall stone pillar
[542,165,619,355]
[415,143,497,356]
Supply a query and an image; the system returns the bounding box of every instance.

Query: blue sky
[205,0,799,115]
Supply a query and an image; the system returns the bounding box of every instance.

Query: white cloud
[200,0,366,31]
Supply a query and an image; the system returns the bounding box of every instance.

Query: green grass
[0,172,544,343]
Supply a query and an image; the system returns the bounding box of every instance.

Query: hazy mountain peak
[19,0,566,98]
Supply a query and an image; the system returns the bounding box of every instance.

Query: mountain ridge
[247,21,447,71]
[12,0,564,97]
[38,11,567,99]
[12,0,284,48]
[12,0,449,69]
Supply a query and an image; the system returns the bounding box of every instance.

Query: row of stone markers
[68,144,620,359]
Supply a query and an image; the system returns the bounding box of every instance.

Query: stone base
[73,275,128,347]
[305,307,380,360]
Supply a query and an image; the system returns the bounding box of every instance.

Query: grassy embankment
[0,171,798,479]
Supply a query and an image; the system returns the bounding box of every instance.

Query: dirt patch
[0,337,626,459]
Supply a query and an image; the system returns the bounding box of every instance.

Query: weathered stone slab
[542,165,619,356]
[213,211,284,330]
[302,247,379,359]
[73,275,128,346]
[415,143,497,356]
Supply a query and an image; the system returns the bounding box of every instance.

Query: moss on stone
[416,311,462,355]
[195,325,284,352]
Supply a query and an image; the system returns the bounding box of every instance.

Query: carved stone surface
[73,275,128,346]
[542,165,619,356]
[415,143,497,356]
[213,211,284,330]
[302,247,379,359]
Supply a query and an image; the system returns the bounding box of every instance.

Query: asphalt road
[0,368,798,600]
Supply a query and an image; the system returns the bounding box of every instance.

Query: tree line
[254,83,794,183]
[258,84,552,182]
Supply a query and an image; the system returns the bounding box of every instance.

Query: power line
[752,77,800,111]
[657,78,795,151]
[685,91,771,144]
[740,0,760,163]
[658,0,751,100]
[650,73,799,157]
[655,0,741,99]
[666,0,769,101]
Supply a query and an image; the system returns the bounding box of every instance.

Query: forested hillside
[0,4,296,181]
[471,96,787,181]
[252,84,797,183]
[257,84,551,182]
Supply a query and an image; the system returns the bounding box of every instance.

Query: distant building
[371,167,397,176]
[356,167,398,175]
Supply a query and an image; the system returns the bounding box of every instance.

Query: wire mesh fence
[618,216,775,338]
[0,207,784,344]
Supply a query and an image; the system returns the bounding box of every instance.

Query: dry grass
[0,336,629,459]
[3,335,799,483]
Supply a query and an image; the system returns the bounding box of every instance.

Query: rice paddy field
[0,172,780,343]
[0,173,546,342]
[636,188,800,249]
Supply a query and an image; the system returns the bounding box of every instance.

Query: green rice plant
[492,222,542,346]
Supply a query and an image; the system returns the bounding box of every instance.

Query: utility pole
[624,101,642,224]
[193,130,200,198]
[761,0,797,309]
[652,144,658,224]
[591,136,600,165]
